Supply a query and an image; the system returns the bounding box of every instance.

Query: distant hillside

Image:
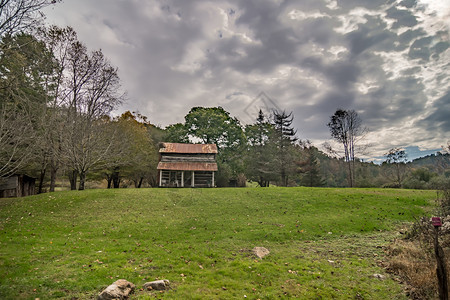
[409,152,450,175]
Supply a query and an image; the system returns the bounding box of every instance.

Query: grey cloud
[408,36,433,61]
[337,0,387,11]
[345,16,396,56]
[360,76,427,129]
[420,92,450,132]
[432,41,449,56]
[386,6,418,28]
[398,0,417,9]
[398,29,426,48]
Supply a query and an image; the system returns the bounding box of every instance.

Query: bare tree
[327,109,365,187]
[0,0,59,36]
[39,26,77,191]
[59,40,124,190]
[383,148,408,188]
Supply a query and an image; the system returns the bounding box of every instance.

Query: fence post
[432,217,448,300]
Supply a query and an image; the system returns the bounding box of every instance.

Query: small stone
[252,247,270,259]
[143,280,170,291]
[97,279,135,300]
[372,274,385,280]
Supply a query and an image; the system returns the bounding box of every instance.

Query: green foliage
[297,144,325,187]
[184,106,246,186]
[0,33,58,177]
[184,107,245,147]
[102,111,158,188]
[164,123,189,143]
[403,168,437,189]
[272,110,298,186]
[244,110,277,187]
[0,188,433,299]
[0,33,56,104]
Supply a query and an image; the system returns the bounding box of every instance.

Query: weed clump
[386,180,450,299]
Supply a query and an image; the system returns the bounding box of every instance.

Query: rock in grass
[97,279,135,300]
[372,274,386,280]
[143,279,170,291]
[252,247,270,259]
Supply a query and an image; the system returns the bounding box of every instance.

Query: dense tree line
[1,1,448,191]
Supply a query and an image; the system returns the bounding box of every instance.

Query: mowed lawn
[0,187,434,299]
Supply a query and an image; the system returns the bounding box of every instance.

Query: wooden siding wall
[0,175,35,198]
[160,153,216,162]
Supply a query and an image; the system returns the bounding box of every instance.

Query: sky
[42,0,450,161]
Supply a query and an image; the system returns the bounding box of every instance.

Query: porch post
[212,171,215,187]
[181,171,184,187]
[191,171,195,187]
[159,170,162,187]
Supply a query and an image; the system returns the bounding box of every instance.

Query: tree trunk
[78,171,86,190]
[112,169,120,188]
[106,174,113,189]
[69,170,78,190]
[38,168,46,194]
[281,170,286,187]
[137,177,144,188]
[347,161,353,188]
[434,227,449,300]
[49,164,58,192]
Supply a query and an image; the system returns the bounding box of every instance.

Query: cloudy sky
[43,0,449,161]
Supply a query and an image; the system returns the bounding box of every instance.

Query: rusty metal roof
[157,162,218,171]
[159,142,218,154]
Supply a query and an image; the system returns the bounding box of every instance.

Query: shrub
[387,179,450,299]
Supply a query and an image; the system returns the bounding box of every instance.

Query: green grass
[0,187,434,299]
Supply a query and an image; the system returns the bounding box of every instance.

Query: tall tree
[39,26,78,191]
[0,33,56,178]
[244,109,276,187]
[296,141,325,187]
[59,39,124,190]
[184,106,246,186]
[0,0,60,178]
[383,148,408,188]
[272,109,298,186]
[327,109,364,187]
[104,111,158,189]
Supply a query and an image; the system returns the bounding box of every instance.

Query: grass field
[0,187,435,299]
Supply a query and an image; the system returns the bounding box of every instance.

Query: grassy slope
[0,187,434,299]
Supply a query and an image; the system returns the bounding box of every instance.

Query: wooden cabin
[157,142,218,188]
[0,174,36,198]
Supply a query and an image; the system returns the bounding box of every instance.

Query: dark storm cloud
[409,36,433,60]
[386,6,418,28]
[342,0,390,10]
[398,29,426,48]
[420,92,450,132]
[345,16,398,55]
[360,75,427,126]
